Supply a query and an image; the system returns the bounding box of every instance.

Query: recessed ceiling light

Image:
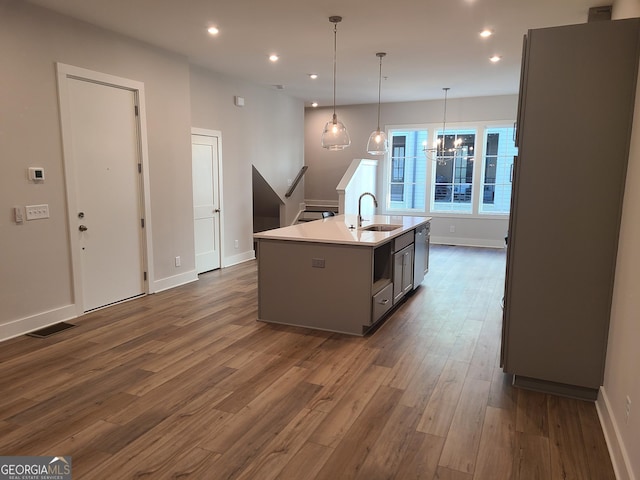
[311,102,318,107]
[269,54,279,62]
[489,55,502,63]
[309,73,318,80]
[207,26,219,35]
[480,29,492,38]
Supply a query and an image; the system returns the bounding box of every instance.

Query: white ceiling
[27,0,604,106]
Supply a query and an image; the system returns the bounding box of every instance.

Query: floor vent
[27,322,77,338]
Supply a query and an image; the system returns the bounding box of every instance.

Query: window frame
[381,121,517,219]
[429,127,477,214]
[479,126,518,215]
[385,127,429,212]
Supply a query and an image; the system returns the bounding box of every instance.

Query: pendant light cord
[441,87,449,154]
[376,55,383,131]
[332,21,337,119]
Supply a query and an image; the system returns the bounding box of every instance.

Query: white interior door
[67,78,145,311]
[192,133,221,273]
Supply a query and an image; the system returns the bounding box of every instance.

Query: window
[387,129,427,211]
[480,126,517,214]
[390,136,406,202]
[431,129,476,213]
[384,122,516,217]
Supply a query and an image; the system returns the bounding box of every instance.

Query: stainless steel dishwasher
[413,222,430,289]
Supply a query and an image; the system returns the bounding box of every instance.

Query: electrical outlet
[25,204,50,220]
[625,395,632,423]
[175,256,181,267]
[234,239,239,249]
[449,225,456,233]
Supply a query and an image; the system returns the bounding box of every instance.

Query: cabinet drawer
[372,283,393,324]
[393,231,414,251]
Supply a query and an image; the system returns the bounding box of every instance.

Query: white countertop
[253,214,431,247]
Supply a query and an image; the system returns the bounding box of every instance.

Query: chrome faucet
[358,192,378,227]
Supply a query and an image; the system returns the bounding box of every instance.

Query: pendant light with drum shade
[367,52,388,155]
[321,16,351,150]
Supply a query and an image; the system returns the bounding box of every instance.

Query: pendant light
[321,16,351,150]
[366,52,388,155]
[423,87,462,164]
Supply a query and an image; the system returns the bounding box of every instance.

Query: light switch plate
[14,206,24,223]
[25,204,50,220]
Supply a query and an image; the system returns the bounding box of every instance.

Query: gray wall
[304,95,518,200]
[0,0,303,339]
[601,3,640,478]
[0,0,192,332]
[304,95,518,246]
[189,65,304,246]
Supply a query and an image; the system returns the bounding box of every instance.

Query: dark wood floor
[0,245,615,479]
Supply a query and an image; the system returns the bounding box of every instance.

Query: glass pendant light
[367,52,388,155]
[321,16,351,150]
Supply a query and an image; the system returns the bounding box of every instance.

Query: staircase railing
[285,165,308,198]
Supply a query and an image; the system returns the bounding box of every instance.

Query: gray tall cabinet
[502,18,640,400]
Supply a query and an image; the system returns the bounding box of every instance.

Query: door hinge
[134,105,139,116]
[138,163,142,173]
[141,218,145,228]
[144,271,147,281]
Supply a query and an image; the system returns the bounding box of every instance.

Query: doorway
[57,64,152,313]
[191,129,222,274]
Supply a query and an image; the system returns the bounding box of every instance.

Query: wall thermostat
[29,167,45,181]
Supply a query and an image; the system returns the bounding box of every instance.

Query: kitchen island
[254,214,431,335]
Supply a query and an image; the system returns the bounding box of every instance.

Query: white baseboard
[431,236,506,249]
[1,261,250,342]
[597,387,636,480]
[303,199,339,208]
[0,304,78,342]
[223,250,256,268]
[151,269,198,293]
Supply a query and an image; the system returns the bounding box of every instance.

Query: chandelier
[423,87,462,164]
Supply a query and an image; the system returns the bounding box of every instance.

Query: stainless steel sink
[360,224,402,232]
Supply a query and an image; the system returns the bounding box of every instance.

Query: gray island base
[254,214,431,336]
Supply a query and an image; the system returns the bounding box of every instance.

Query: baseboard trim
[303,199,339,208]
[0,304,78,342]
[151,269,198,293]
[223,250,255,268]
[597,387,636,480]
[431,236,506,249]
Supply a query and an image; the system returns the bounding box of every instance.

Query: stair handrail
[285,165,308,198]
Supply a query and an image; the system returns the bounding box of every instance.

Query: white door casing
[57,64,154,313]
[192,130,222,273]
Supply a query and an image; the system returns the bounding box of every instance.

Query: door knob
[79,225,88,232]
[214,209,221,213]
